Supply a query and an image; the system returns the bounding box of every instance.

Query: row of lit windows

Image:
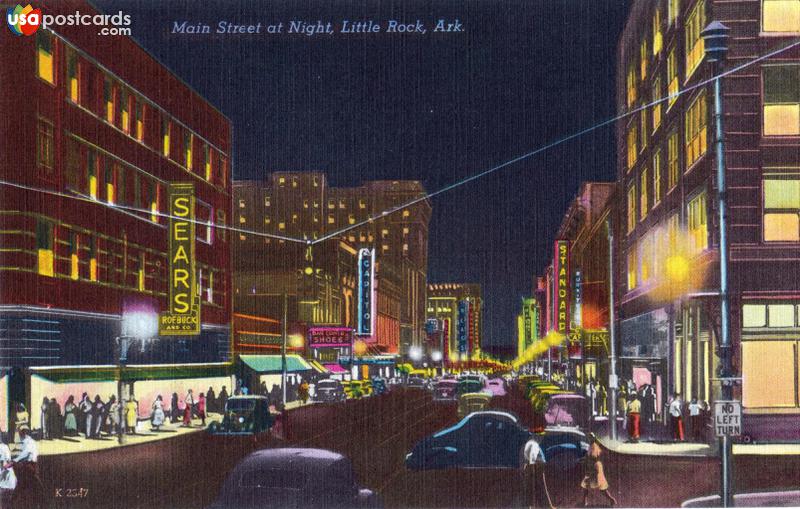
[627,130,680,232]
[36,31,229,189]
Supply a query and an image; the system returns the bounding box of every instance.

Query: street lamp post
[702,21,733,508]
[281,292,288,406]
[116,335,131,445]
[607,218,619,441]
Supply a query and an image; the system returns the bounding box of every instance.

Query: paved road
[32,387,800,508]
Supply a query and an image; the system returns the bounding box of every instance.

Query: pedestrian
[13,404,29,446]
[79,393,93,439]
[48,398,62,440]
[124,398,138,434]
[197,393,206,427]
[151,395,165,431]
[0,437,16,508]
[627,395,641,442]
[182,389,194,427]
[689,399,704,442]
[170,393,180,423]
[91,395,105,438]
[12,428,42,508]
[241,385,249,396]
[39,398,49,441]
[63,396,78,437]
[617,388,627,430]
[580,439,618,507]
[642,384,656,423]
[206,386,216,414]
[669,393,685,441]
[259,381,268,398]
[107,396,120,435]
[523,437,554,509]
[597,384,608,416]
[298,381,310,405]
[218,386,229,413]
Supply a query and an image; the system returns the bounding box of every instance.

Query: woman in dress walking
[63,396,78,437]
[580,439,618,507]
[151,395,165,431]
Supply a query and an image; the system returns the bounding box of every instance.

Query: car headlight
[239,417,245,423]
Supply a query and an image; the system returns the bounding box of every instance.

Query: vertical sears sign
[356,248,375,336]
[553,240,570,334]
[159,183,200,335]
[457,300,469,354]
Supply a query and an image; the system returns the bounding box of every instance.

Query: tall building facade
[617,0,800,439]
[232,174,429,356]
[426,283,483,361]
[0,2,232,432]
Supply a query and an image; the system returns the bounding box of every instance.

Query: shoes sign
[713,400,741,437]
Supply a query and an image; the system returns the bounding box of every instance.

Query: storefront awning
[29,363,233,383]
[309,360,328,374]
[239,354,312,374]
[323,363,349,374]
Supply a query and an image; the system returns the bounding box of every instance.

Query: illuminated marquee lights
[457,300,469,354]
[159,183,200,335]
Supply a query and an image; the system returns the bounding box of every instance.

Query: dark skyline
[95,0,631,347]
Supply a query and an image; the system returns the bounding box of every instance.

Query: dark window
[37,118,54,172]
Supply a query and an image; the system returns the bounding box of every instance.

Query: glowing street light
[408,345,423,362]
[430,350,443,362]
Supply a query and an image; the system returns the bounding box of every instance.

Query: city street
[36,387,800,508]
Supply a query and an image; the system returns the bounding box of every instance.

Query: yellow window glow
[763,0,800,32]
[764,179,800,208]
[37,249,54,277]
[136,119,144,141]
[742,341,796,408]
[122,109,129,134]
[764,104,800,135]
[89,258,97,281]
[37,44,53,85]
[151,201,158,223]
[70,78,79,103]
[106,183,115,205]
[89,175,98,200]
[764,213,800,241]
[70,254,79,280]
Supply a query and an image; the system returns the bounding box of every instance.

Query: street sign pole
[714,399,741,508]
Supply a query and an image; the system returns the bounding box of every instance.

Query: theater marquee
[159,183,201,335]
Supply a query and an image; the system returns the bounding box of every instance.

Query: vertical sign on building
[357,248,375,336]
[573,270,583,328]
[457,300,469,354]
[159,183,201,335]
[553,240,571,334]
[523,300,533,348]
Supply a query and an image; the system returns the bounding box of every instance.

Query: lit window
[685,91,708,168]
[742,340,797,407]
[653,150,662,206]
[150,184,160,223]
[768,304,795,327]
[328,199,335,209]
[291,177,298,188]
[403,227,409,235]
[278,177,286,186]
[653,8,663,55]
[278,222,285,231]
[382,244,389,252]
[640,168,649,221]
[137,252,145,290]
[303,200,309,209]
[339,199,346,209]
[239,234,246,241]
[239,215,246,224]
[763,0,800,32]
[640,109,648,151]
[359,199,366,209]
[239,199,246,208]
[403,243,409,251]
[121,88,130,133]
[742,304,767,327]
[668,130,679,190]
[89,237,98,282]
[763,65,800,136]
[36,31,54,84]
[639,234,653,282]
[104,77,115,124]
[162,119,171,157]
[627,247,637,290]
[313,214,319,223]
[687,190,708,253]
[265,216,271,224]
[204,144,212,181]
[105,161,115,205]
[402,210,410,218]
[668,0,680,25]
[667,48,679,107]
[381,229,389,238]
[37,118,54,172]
[626,63,637,107]
[67,50,79,103]
[313,200,319,208]
[264,196,271,207]
[184,132,193,170]
[640,37,648,81]
[313,176,319,187]
[36,219,54,277]
[627,125,638,169]
[292,213,298,224]
[685,1,706,79]
[348,214,356,225]
[652,76,662,130]
[763,177,800,241]
[627,184,637,233]
[135,101,144,141]
[68,232,79,280]
[328,214,335,224]
[87,151,98,199]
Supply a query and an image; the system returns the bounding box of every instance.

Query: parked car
[361,379,373,397]
[406,376,427,390]
[536,427,590,470]
[457,378,483,396]
[371,377,388,395]
[209,448,382,508]
[432,379,458,401]
[457,392,492,418]
[405,411,532,470]
[484,377,507,397]
[207,395,274,435]
[544,394,589,429]
[314,379,347,403]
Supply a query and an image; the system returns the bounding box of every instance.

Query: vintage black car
[314,379,347,403]
[432,379,458,401]
[209,448,382,509]
[207,395,274,435]
[371,377,388,395]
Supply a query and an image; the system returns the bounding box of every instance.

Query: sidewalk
[31,400,309,457]
[598,436,716,457]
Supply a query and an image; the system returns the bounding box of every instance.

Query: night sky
[95,0,631,348]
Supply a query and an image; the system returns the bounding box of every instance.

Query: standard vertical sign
[457,300,469,354]
[714,400,742,437]
[159,183,200,335]
[573,270,583,328]
[357,248,374,336]
[553,240,571,334]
